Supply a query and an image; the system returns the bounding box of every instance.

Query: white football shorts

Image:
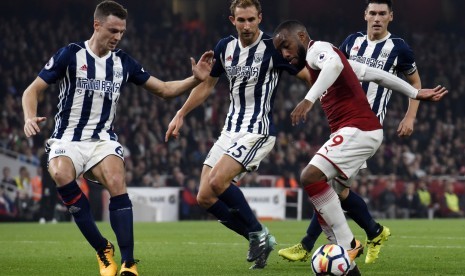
[310,127,383,188]
[47,138,124,181]
[204,130,276,182]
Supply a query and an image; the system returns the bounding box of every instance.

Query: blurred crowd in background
[0,0,464,221]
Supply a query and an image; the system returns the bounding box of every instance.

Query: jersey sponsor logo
[76,77,121,94]
[350,55,385,69]
[44,57,54,70]
[226,65,260,81]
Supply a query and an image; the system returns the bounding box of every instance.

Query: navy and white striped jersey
[211,31,297,136]
[38,41,150,141]
[339,32,417,124]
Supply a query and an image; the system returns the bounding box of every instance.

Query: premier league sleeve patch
[44,57,54,70]
[317,52,328,63]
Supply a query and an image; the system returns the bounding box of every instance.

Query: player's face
[273,31,307,71]
[95,15,126,53]
[229,6,262,47]
[365,3,393,40]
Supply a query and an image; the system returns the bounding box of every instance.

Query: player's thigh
[47,139,83,185]
[209,154,245,190]
[87,141,126,196]
[311,127,382,180]
[48,156,76,186]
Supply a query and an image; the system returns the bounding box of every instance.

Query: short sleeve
[395,41,417,75]
[123,53,151,85]
[38,46,71,84]
[210,39,226,78]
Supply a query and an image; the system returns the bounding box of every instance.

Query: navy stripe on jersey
[226,44,241,132]
[72,52,96,141]
[92,55,114,140]
[356,39,369,56]
[242,136,268,168]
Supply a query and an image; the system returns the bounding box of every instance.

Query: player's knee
[300,166,323,186]
[103,172,125,193]
[48,166,74,186]
[207,174,227,195]
[196,194,214,209]
[338,187,350,199]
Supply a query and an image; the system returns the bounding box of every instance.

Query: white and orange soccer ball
[311,244,350,276]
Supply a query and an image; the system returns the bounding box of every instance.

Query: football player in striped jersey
[22,1,213,275]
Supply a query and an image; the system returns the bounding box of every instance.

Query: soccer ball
[311,244,350,276]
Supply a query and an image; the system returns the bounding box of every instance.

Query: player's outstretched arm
[165,76,218,142]
[144,50,214,99]
[350,60,448,101]
[22,77,48,137]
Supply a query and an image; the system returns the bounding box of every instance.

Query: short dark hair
[273,20,306,36]
[229,0,262,16]
[94,0,128,21]
[366,0,393,10]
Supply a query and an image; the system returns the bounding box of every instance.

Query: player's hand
[24,117,46,137]
[291,99,313,126]
[416,85,448,101]
[192,50,215,82]
[165,111,184,142]
[397,117,414,137]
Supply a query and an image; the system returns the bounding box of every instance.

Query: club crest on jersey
[44,57,54,70]
[114,67,123,79]
[380,50,391,59]
[253,54,263,63]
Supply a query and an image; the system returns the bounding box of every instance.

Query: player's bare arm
[397,71,421,137]
[22,77,48,137]
[165,76,218,141]
[143,50,214,98]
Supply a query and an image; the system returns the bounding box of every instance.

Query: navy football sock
[341,190,379,239]
[302,213,322,251]
[109,193,134,263]
[218,184,262,233]
[207,200,249,239]
[57,181,107,251]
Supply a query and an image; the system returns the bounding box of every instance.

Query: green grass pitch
[1,219,464,275]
